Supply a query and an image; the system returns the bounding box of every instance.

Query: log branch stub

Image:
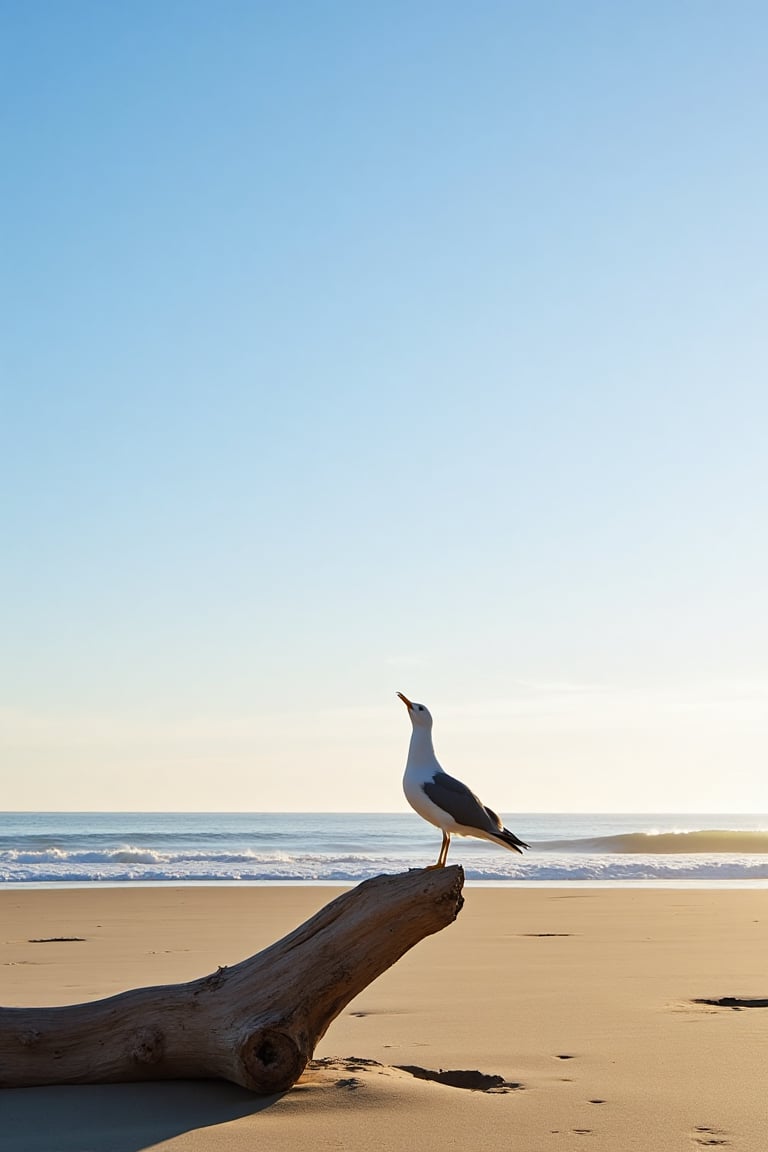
[0,865,464,1092]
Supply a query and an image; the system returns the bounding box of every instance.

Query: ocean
[1,812,767,887]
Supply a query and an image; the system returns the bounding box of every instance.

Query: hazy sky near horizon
[2,2,767,813]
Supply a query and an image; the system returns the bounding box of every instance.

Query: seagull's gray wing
[422,771,501,835]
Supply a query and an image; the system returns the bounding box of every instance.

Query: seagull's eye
[418,706,424,712]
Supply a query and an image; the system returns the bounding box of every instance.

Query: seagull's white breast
[402,731,464,834]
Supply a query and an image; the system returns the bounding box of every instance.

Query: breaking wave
[535,830,768,855]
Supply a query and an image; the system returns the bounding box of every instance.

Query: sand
[1,883,766,1151]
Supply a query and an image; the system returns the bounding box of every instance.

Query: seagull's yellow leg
[426,831,450,869]
[439,831,451,867]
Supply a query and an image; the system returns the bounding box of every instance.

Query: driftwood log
[0,866,464,1093]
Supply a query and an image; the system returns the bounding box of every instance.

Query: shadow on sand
[0,1081,282,1152]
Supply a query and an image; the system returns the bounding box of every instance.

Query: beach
[1,882,766,1150]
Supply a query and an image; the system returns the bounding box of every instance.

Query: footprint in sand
[520,933,573,937]
[692,1126,729,1146]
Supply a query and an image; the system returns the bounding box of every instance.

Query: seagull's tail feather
[494,828,530,855]
[482,806,529,854]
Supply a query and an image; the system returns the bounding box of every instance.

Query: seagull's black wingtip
[497,829,530,854]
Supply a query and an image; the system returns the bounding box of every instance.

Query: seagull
[397,692,529,868]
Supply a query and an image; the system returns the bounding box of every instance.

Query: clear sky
[2,1,767,812]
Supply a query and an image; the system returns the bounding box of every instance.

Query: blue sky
[2,2,767,811]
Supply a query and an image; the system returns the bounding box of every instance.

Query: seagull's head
[397,692,433,729]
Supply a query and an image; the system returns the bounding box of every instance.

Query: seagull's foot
[424,863,446,870]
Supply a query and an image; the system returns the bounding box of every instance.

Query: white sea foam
[1,848,768,883]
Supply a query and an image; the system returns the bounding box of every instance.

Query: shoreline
[2,876,768,891]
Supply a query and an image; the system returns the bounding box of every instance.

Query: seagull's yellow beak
[396,692,414,711]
